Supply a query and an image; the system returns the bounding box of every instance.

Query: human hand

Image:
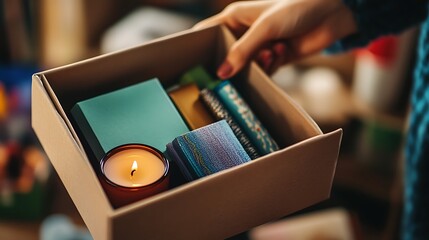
[194,0,357,79]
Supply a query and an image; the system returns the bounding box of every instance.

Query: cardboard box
[32,25,342,240]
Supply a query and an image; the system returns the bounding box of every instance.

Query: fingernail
[217,61,233,79]
[258,51,274,70]
[262,52,273,70]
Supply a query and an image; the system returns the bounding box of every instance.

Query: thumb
[217,21,271,79]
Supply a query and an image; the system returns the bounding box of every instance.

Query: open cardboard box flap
[32,25,342,240]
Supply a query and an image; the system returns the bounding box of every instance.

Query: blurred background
[0,0,418,239]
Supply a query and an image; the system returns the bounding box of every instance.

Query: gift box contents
[166,120,251,182]
[71,65,279,208]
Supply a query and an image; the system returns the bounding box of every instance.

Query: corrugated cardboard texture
[32,25,342,240]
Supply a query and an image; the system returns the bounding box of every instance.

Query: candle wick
[131,169,136,177]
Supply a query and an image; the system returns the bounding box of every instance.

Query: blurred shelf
[334,153,398,202]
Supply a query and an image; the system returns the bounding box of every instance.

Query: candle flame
[131,160,138,177]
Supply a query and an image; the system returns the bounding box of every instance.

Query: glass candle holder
[99,144,170,208]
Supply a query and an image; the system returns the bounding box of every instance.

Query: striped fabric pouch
[166,120,251,181]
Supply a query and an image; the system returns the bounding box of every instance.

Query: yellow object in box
[32,25,342,240]
[0,83,7,120]
[168,83,215,130]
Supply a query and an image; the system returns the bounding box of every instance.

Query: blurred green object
[357,117,404,174]
[365,119,403,151]
[179,65,220,90]
[0,138,52,221]
[0,180,51,220]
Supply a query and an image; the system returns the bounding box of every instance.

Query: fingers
[217,61,234,79]
[256,48,274,71]
[268,42,289,74]
[276,4,357,61]
[194,1,271,30]
[217,35,265,79]
[255,7,355,75]
[193,14,225,30]
[198,0,356,79]
[194,13,248,39]
[256,42,289,74]
[218,19,275,79]
[194,1,277,79]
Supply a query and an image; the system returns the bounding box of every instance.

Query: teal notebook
[71,79,190,160]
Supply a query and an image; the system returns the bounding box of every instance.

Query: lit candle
[131,160,137,177]
[103,148,166,188]
[99,144,170,208]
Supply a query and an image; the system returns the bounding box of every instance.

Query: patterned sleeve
[327,0,428,52]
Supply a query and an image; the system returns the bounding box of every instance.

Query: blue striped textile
[166,120,251,181]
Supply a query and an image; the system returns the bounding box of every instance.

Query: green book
[179,65,220,90]
[71,79,190,160]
